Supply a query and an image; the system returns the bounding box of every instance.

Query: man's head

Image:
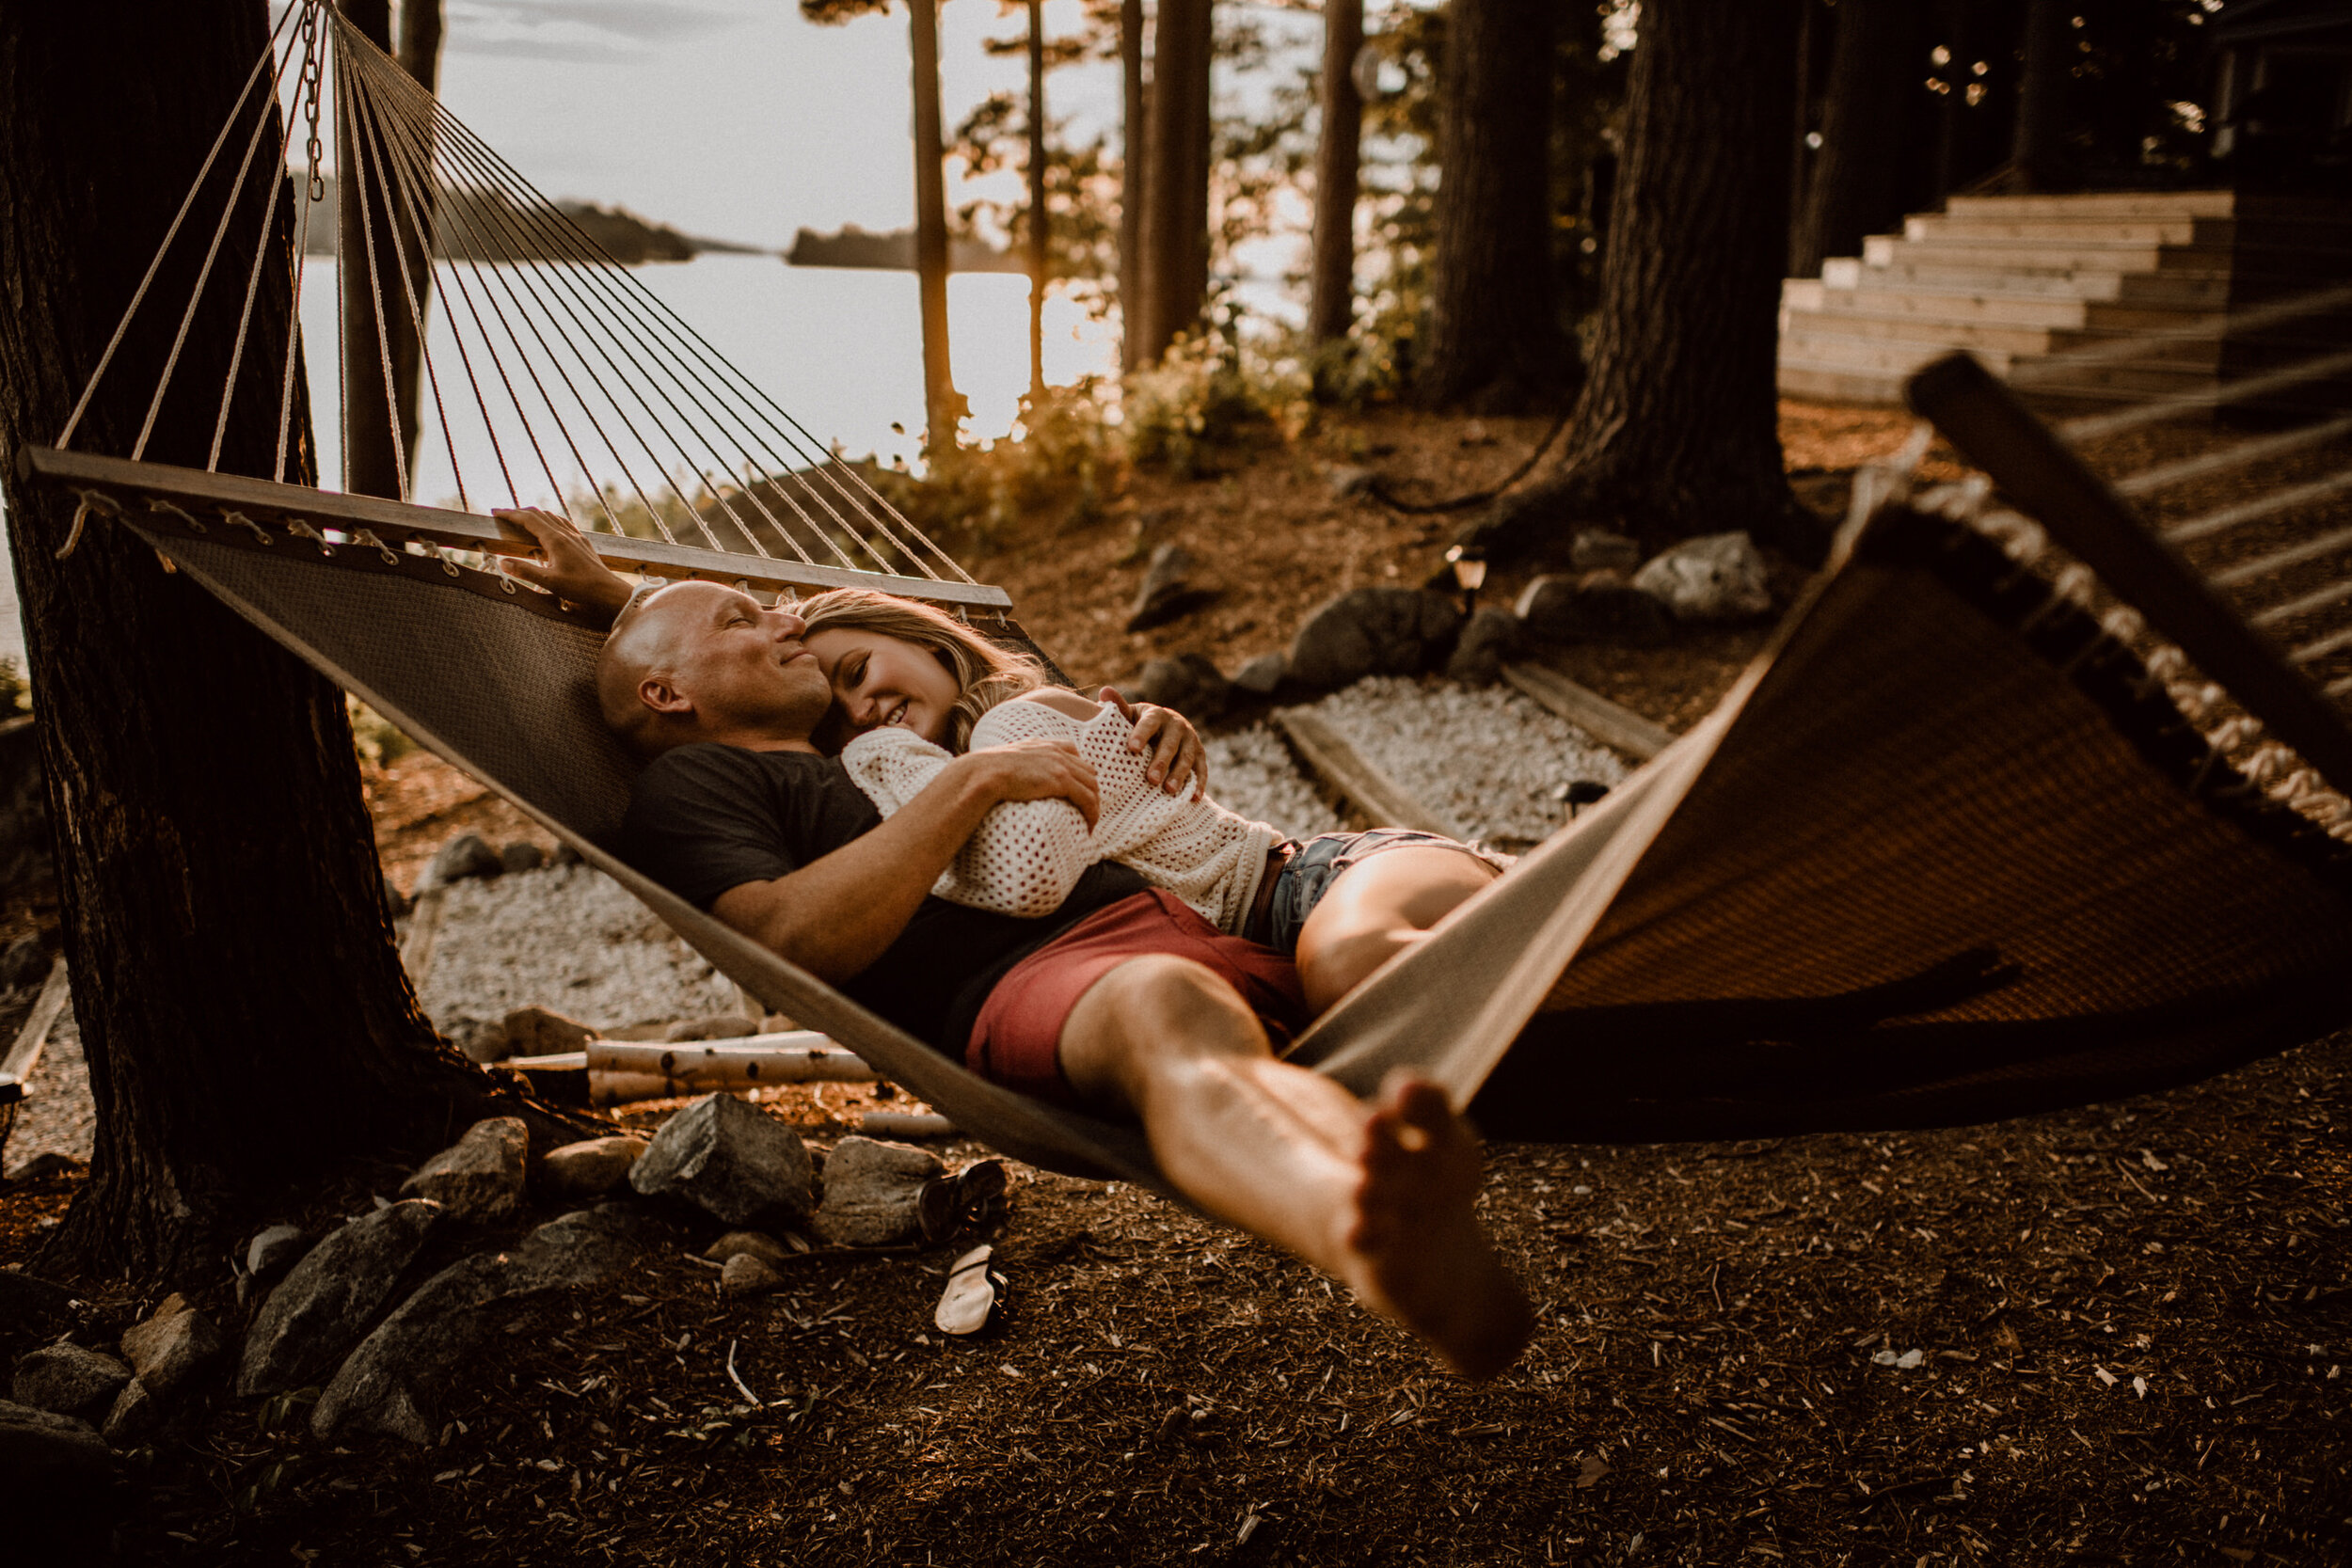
[596,581,832,757]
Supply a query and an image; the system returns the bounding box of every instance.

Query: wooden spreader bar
[17,446,1014,611]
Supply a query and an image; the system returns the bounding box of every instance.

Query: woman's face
[804,626,961,746]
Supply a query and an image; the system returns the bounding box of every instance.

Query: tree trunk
[1420,0,1566,412]
[0,0,546,1283]
[1306,0,1364,346]
[1136,0,1211,364]
[391,0,443,465]
[337,0,426,500]
[1788,0,1917,278]
[1026,0,1049,402]
[2010,0,2072,192]
[1118,0,1148,372]
[1474,0,1820,562]
[909,0,961,446]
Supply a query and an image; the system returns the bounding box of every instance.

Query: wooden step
[1905,214,2216,246]
[1942,190,2240,221]
[1781,307,2061,356]
[1805,286,2092,329]
[1867,237,2235,274]
[1776,361,1909,404]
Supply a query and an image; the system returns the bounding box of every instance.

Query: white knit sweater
[840,698,1283,933]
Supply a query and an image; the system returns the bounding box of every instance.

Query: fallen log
[579,1033,876,1105]
[1275,709,1468,839]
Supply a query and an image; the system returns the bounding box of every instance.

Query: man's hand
[493,507,637,620]
[955,737,1100,830]
[1099,689,1207,800]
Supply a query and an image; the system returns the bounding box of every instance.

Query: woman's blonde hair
[796,588,1045,752]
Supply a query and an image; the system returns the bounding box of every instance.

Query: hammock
[18,3,2352,1185]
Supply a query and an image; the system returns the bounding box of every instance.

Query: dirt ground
[7,400,2352,1564]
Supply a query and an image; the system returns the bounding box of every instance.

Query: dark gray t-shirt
[621,742,1147,1051]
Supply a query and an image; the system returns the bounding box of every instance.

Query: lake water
[0,254,1119,665]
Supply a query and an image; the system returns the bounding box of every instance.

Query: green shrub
[348,695,414,768]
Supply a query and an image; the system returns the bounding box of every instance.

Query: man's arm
[709,740,1099,982]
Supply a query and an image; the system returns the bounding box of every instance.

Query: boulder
[1326,464,1376,499]
[311,1205,653,1443]
[1568,530,1643,575]
[380,873,411,920]
[703,1231,800,1269]
[719,1254,787,1297]
[539,1134,649,1200]
[418,832,501,892]
[1230,652,1285,696]
[245,1224,309,1282]
[1513,573,1673,648]
[0,1400,111,1503]
[10,1343,130,1418]
[1443,607,1521,687]
[0,1270,75,1338]
[238,1197,443,1397]
[398,1117,528,1223]
[663,1014,758,1043]
[500,841,547,875]
[101,1377,156,1447]
[1286,588,1465,689]
[503,1006,596,1059]
[1630,531,1772,624]
[549,841,583,868]
[119,1303,222,1400]
[1129,655,1232,723]
[1124,543,1217,632]
[440,1014,511,1066]
[628,1093,815,1226]
[811,1136,945,1248]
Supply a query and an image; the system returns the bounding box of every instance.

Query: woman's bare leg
[1057,955,1532,1379]
[1294,847,1502,1013]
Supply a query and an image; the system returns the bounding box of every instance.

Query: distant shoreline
[786,224,1025,275]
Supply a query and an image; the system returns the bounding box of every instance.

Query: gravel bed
[1204,722,1344,840]
[1305,675,1629,844]
[415,862,739,1035]
[6,1006,90,1168]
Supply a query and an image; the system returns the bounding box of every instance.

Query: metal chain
[300,1,325,200]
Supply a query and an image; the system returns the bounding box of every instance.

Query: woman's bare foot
[1333,1071,1533,1380]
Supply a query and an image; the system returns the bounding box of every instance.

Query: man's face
[643,582,832,742]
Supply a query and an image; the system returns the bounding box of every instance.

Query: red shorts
[965,890,1310,1105]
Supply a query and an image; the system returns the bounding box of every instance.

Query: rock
[0,1270,75,1337]
[549,841,583,867]
[0,934,46,991]
[1130,654,1232,723]
[1231,652,1285,695]
[246,1224,309,1281]
[500,841,547,874]
[0,1399,111,1497]
[719,1254,787,1297]
[380,872,410,920]
[399,1117,528,1223]
[101,1377,156,1446]
[238,1198,443,1397]
[1443,607,1521,687]
[10,1344,130,1418]
[540,1134,649,1200]
[1569,530,1643,575]
[502,1005,596,1059]
[1327,464,1376,499]
[437,1014,510,1065]
[704,1230,800,1269]
[311,1205,653,1443]
[1513,573,1673,648]
[1630,531,1772,624]
[1124,543,1216,632]
[628,1092,815,1226]
[812,1136,945,1248]
[1286,587,1465,689]
[663,1014,758,1043]
[418,831,502,892]
[119,1303,222,1400]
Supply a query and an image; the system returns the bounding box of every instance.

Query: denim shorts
[1255,829,1509,957]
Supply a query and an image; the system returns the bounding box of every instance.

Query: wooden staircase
[1778,190,2352,413]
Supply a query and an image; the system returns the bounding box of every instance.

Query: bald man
[500,510,1532,1380]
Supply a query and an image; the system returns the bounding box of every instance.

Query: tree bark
[1420,0,1567,413]
[1136,0,1212,364]
[1306,0,1364,346]
[1026,0,1049,402]
[909,0,961,445]
[391,0,444,466]
[0,0,547,1282]
[1788,0,1917,278]
[1473,0,1820,562]
[1118,0,1148,372]
[2010,0,2072,191]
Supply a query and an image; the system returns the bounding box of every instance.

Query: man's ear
[639,674,692,717]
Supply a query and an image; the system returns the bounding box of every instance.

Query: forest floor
[5,400,2351,1565]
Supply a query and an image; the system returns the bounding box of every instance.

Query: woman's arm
[843,724,1097,918]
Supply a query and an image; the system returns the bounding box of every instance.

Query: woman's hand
[1100,689,1207,800]
[955,737,1101,829]
[493,507,637,621]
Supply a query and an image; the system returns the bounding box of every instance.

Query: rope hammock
[16,1,2352,1183]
